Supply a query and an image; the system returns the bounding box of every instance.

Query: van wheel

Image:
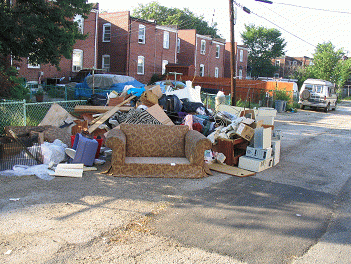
[324,105,330,112]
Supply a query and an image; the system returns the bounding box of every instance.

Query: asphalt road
[1,101,351,263]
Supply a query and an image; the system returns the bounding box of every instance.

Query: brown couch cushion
[120,123,189,157]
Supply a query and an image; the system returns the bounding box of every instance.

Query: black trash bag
[88,93,108,106]
[158,94,183,113]
[181,100,206,114]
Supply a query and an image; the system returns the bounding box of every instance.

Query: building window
[138,25,145,44]
[163,31,169,49]
[103,23,111,42]
[239,50,244,62]
[72,49,83,72]
[102,55,110,72]
[27,56,40,69]
[137,56,145,75]
[293,61,297,66]
[216,45,220,58]
[162,60,168,74]
[74,14,84,34]
[239,69,243,79]
[199,64,205,77]
[177,38,180,53]
[200,40,206,55]
[275,60,280,67]
[215,67,219,78]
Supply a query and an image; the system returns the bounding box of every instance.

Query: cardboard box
[238,156,274,172]
[146,104,174,125]
[254,127,272,149]
[236,123,255,141]
[246,146,272,160]
[271,139,281,165]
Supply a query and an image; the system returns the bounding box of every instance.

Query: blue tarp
[74,78,145,98]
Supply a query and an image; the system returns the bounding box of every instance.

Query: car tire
[300,104,305,110]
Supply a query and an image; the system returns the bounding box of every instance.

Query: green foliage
[0,58,29,100]
[294,42,351,90]
[241,24,286,78]
[273,88,291,102]
[133,1,220,38]
[0,0,92,68]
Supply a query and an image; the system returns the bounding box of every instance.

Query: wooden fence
[174,76,295,104]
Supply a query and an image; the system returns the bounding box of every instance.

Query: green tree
[241,24,286,78]
[0,0,92,67]
[0,0,92,99]
[132,1,220,38]
[309,42,350,88]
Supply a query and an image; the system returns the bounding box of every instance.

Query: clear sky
[91,0,351,58]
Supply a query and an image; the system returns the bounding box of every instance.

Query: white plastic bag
[41,139,67,165]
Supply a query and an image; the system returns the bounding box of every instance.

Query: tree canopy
[293,42,351,89]
[0,0,92,67]
[241,24,286,78]
[132,1,220,38]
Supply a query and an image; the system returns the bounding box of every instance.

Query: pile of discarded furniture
[0,79,282,179]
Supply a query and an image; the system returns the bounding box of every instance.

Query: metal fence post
[23,99,27,126]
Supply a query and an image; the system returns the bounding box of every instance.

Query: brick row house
[15,5,99,84]
[176,29,226,78]
[224,43,249,79]
[12,5,249,86]
[98,11,178,84]
[273,56,313,78]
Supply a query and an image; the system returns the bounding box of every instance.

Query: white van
[298,79,337,112]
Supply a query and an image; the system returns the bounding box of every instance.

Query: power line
[235,2,317,49]
[274,2,351,15]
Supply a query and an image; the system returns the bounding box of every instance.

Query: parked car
[298,79,337,112]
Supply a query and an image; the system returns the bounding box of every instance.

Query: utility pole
[229,0,236,106]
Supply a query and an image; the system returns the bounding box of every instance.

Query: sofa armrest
[185,130,212,165]
[105,128,126,165]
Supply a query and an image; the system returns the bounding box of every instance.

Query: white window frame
[177,38,180,53]
[239,69,243,79]
[275,60,280,67]
[215,67,219,78]
[216,45,220,58]
[239,49,244,62]
[137,56,145,75]
[102,23,111,42]
[138,25,146,44]
[200,40,206,55]
[163,31,169,49]
[72,49,83,72]
[199,64,205,77]
[27,58,40,69]
[162,60,168,75]
[74,14,84,34]
[102,54,110,72]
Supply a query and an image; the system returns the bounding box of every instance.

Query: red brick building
[15,6,99,84]
[224,43,249,79]
[177,29,226,78]
[98,12,178,84]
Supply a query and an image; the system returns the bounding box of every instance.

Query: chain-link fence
[0,99,87,135]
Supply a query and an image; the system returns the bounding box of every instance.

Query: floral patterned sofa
[104,123,212,178]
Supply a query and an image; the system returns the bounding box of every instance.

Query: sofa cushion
[120,123,189,157]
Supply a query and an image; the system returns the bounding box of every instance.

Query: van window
[315,85,323,93]
[305,84,313,91]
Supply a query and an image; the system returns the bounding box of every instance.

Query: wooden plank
[88,96,136,133]
[208,163,256,177]
[74,105,133,113]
